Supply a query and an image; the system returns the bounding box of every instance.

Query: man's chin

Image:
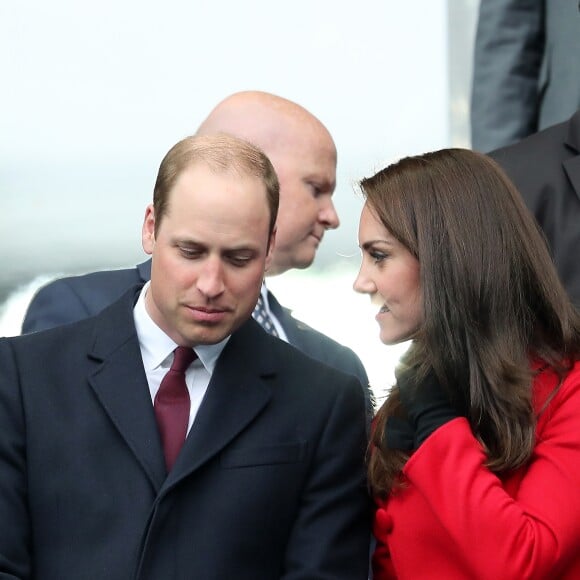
[266,252,315,276]
[176,325,230,347]
[293,255,316,271]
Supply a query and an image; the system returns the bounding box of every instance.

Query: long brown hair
[363,149,580,497]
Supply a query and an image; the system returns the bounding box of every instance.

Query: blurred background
[1,0,479,398]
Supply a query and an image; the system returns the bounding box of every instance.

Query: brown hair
[362,149,580,497]
[152,133,279,237]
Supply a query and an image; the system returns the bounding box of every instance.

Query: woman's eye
[370,251,388,264]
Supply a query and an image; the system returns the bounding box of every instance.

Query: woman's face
[353,202,422,345]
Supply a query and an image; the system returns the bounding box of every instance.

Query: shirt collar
[133,281,229,373]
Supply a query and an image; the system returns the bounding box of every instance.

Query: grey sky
[1,1,477,301]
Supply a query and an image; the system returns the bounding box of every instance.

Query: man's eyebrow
[173,237,260,253]
[177,239,203,245]
[173,238,206,248]
[305,174,335,191]
[223,246,258,254]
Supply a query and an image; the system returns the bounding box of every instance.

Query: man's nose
[196,258,226,297]
[319,197,340,230]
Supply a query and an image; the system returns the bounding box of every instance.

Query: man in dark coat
[22,91,372,413]
[0,133,371,579]
[489,108,580,309]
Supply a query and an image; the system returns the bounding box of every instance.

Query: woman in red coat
[354,148,580,579]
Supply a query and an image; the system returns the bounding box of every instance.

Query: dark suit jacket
[22,260,373,412]
[489,109,580,309]
[471,0,580,152]
[22,260,152,333]
[1,286,371,579]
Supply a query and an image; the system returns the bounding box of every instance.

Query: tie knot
[171,346,196,373]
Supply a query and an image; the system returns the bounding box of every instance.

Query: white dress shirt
[133,282,229,433]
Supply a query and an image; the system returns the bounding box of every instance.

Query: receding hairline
[152,132,280,237]
[169,132,272,167]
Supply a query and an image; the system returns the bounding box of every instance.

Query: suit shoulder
[269,333,356,380]
[276,308,370,391]
[6,314,96,354]
[48,266,143,289]
[490,119,569,170]
[286,313,365,366]
[286,313,358,356]
[30,265,143,310]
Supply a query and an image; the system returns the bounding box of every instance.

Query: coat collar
[87,285,167,491]
[565,109,580,154]
[267,289,293,337]
[86,285,278,494]
[563,110,580,201]
[162,318,276,492]
[267,289,314,349]
[136,259,152,283]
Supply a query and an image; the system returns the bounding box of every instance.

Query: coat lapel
[563,110,580,202]
[136,259,152,282]
[87,286,166,491]
[86,290,278,494]
[163,319,275,490]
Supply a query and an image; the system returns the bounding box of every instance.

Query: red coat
[373,361,580,579]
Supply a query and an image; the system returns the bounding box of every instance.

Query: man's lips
[184,305,231,323]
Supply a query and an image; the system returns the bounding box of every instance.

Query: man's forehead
[170,164,267,198]
[176,161,247,182]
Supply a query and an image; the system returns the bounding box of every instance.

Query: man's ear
[265,227,276,271]
[142,204,156,255]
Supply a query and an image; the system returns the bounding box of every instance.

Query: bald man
[197,92,339,276]
[22,91,372,410]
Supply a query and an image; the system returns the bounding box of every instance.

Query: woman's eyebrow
[361,239,394,250]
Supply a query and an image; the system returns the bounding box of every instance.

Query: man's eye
[228,256,252,267]
[179,247,202,259]
[308,183,323,197]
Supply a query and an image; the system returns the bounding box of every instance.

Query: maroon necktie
[154,346,196,472]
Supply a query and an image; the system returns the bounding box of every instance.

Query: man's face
[267,128,338,275]
[142,163,274,346]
